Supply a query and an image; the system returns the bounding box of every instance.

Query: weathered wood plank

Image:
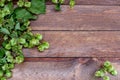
[31,5,120,31]
[46,0,120,5]
[23,31,120,57]
[9,58,120,80]
[13,0,120,5]
[63,0,120,5]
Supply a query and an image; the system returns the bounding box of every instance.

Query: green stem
[55,3,61,11]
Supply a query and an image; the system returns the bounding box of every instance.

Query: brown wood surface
[46,0,120,5]
[14,0,120,5]
[10,1,120,80]
[9,58,120,80]
[31,5,120,31]
[23,31,120,57]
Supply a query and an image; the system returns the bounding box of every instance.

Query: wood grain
[9,58,120,80]
[46,0,120,5]
[24,58,78,62]
[8,1,120,80]
[23,31,120,57]
[13,0,120,5]
[62,0,120,5]
[31,5,120,31]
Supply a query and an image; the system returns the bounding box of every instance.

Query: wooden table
[10,0,120,80]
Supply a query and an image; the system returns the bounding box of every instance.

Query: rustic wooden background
[9,0,120,80]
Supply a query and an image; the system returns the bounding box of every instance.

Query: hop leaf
[28,0,46,14]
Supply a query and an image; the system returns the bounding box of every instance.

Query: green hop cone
[95,70,104,77]
[107,65,115,73]
[0,3,4,7]
[35,33,43,40]
[17,0,24,7]
[103,76,110,80]
[10,38,17,46]
[59,0,64,4]
[5,44,11,50]
[52,0,58,3]
[38,45,44,52]
[7,55,14,63]
[1,77,6,80]
[1,11,5,18]
[24,43,29,48]
[3,35,8,40]
[104,61,111,68]
[3,6,10,16]
[17,45,23,50]
[0,70,4,78]
[28,43,34,48]
[24,2,31,7]
[0,0,5,7]
[100,68,107,73]
[36,40,40,45]
[2,64,9,70]
[15,56,24,64]
[30,39,39,46]
[69,0,75,8]
[42,41,49,49]
[110,70,118,76]
[18,38,26,44]
[7,0,11,1]
[8,63,14,69]
[24,21,30,26]
[27,32,33,36]
[5,70,12,78]
[5,51,11,56]
[16,50,23,55]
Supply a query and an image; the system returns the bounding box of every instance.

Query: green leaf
[15,22,20,30]
[5,2,14,13]
[28,0,46,14]
[7,17,15,29]
[10,31,18,38]
[14,8,37,21]
[0,28,10,35]
[2,41,8,48]
[0,48,5,58]
[20,25,28,31]
[0,57,7,65]
[55,3,61,11]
